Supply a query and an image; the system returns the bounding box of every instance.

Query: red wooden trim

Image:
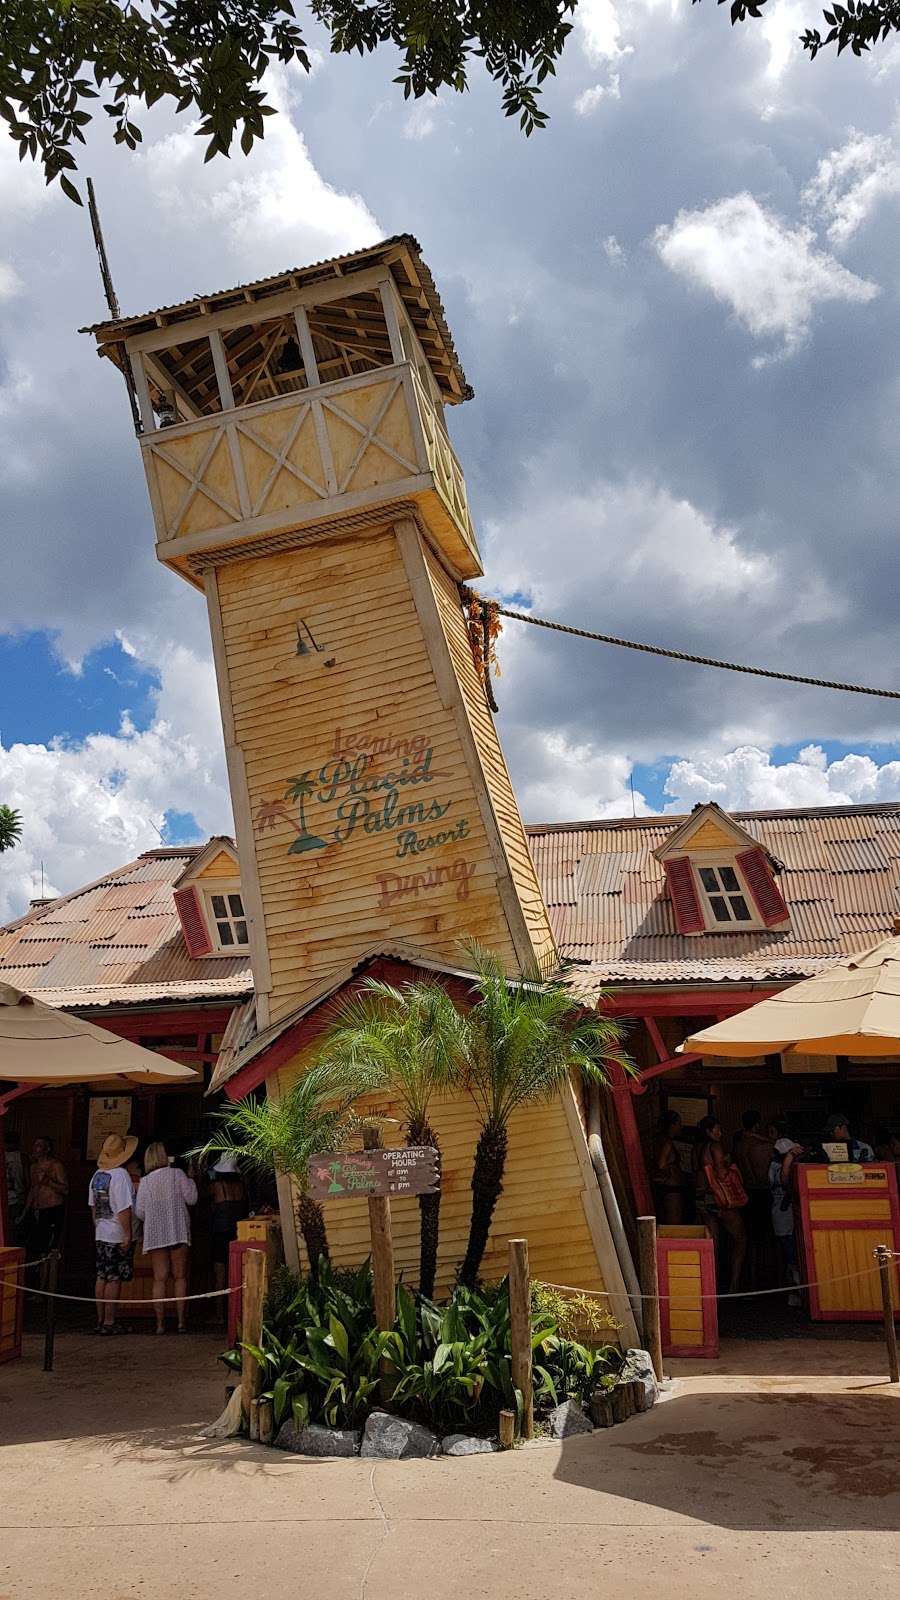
[611,1068,653,1215]
[102,1007,236,1037]
[664,857,705,935]
[643,1015,669,1064]
[798,1163,900,1322]
[632,1053,702,1091]
[0,1121,9,1250]
[657,1236,718,1359]
[602,989,779,1017]
[225,958,477,1100]
[736,846,790,928]
[0,1247,25,1363]
[174,885,214,958]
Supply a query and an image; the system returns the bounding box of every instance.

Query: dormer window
[172,838,250,959]
[654,804,790,937]
[208,891,249,949]
[696,865,753,925]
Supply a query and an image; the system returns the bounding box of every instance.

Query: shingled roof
[0,846,252,1010]
[527,802,900,989]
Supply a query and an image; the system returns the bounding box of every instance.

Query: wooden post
[637,1216,663,1383]
[258,1398,274,1445]
[876,1245,899,1384]
[249,1397,261,1441]
[508,1238,533,1441]
[498,1409,516,1450]
[43,1249,59,1373]
[241,1247,267,1427]
[363,1125,395,1403]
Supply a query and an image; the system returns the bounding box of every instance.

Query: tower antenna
[86,177,141,435]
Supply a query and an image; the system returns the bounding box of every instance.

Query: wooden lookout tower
[85,237,555,1030]
[83,239,636,1323]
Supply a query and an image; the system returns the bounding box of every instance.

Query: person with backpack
[88,1132,137,1335]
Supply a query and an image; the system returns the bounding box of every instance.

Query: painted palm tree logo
[284,772,328,854]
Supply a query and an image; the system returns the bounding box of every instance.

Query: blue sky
[2,0,900,917]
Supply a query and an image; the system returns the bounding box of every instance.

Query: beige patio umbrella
[0,982,200,1086]
[679,934,900,1060]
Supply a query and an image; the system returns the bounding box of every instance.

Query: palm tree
[456,943,629,1289]
[199,1061,376,1277]
[285,772,328,853]
[318,978,466,1297]
[0,806,22,852]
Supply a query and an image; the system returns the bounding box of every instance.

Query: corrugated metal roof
[81,235,472,404]
[0,845,250,1007]
[529,801,900,985]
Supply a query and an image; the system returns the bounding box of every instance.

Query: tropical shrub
[230,1265,624,1437]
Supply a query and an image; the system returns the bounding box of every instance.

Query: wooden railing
[140,361,476,567]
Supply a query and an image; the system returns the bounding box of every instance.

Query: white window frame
[692,859,763,932]
[202,884,250,954]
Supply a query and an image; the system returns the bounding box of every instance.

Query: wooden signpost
[307,1145,440,1201]
[309,1138,440,1402]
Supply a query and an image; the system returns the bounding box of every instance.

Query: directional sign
[307,1146,439,1201]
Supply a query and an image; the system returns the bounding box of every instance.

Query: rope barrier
[7,1281,239,1306]
[540,1258,898,1304]
[488,599,900,703]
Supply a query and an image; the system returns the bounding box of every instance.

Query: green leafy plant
[456,942,630,1288]
[197,1060,379,1278]
[317,977,466,1297]
[0,806,22,853]
[2,0,580,202]
[238,1266,623,1440]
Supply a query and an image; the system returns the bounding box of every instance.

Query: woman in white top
[135,1142,198,1333]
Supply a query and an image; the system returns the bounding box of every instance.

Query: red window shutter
[736,847,790,927]
[174,885,214,958]
[664,857,705,935]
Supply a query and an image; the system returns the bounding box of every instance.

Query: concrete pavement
[2,1331,899,1599]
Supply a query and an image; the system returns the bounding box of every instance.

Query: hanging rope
[465,595,900,703]
[460,586,502,711]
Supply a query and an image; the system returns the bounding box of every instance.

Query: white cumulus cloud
[664,743,900,812]
[0,637,230,922]
[803,128,900,246]
[654,192,879,359]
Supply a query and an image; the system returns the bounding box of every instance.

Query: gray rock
[548,1400,593,1439]
[361,1410,440,1459]
[441,1433,498,1456]
[274,1421,361,1457]
[620,1348,659,1412]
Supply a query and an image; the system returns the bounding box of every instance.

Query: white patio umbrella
[679,934,900,1060]
[0,981,200,1086]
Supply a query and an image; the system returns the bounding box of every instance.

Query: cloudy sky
[2,0,900,919]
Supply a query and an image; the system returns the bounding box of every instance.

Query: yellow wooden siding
[275,1072,610,1305]
[667,1248,703,1344]
[423,547,556,975]
[811,1227,899,1315]
[217,525,544,1024]
[195,850,239,880]
[677,819,734,852]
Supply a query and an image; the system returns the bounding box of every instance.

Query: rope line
[541,1257,900,1305]
[492,603,900,702]
[7,1282,239,1305]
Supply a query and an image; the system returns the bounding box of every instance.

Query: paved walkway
[2,1332,899,1599]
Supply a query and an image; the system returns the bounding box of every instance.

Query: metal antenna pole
[86,177,142,435]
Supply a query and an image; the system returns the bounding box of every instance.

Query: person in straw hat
[89,1131,138,1335]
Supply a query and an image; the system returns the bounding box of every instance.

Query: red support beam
[603,987,779,1018]
[610,1070,653,1216]
[643,1015,669,1064]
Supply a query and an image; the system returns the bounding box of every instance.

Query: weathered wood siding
[215,521,553,1026]
[277,1068,611,1303]
[424,546,556,975]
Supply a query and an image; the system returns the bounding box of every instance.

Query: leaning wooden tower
[86,237,555,1032]
[85,238,637,1322]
